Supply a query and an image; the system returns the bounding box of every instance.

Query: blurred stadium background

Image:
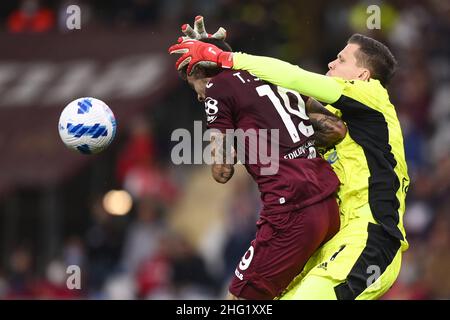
[0,0,448,299]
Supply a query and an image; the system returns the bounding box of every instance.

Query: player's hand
[178,15,227,42]
[175,16,228,73]
[168,40,233,75]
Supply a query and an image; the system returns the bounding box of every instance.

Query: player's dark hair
[348,33,397,87]
[179,38,233,80]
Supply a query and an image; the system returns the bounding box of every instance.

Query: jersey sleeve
[231,52,390,120]
[232,52,343,104]
[204,77,236,132]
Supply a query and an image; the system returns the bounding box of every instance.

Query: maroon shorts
[229,194,340,299]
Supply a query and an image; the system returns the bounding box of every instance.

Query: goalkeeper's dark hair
[348,34,397,87]
[179,38,233,80]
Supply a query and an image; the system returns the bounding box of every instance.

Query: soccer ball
[58,97,117,154]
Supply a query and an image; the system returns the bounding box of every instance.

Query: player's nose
[328,60,336,70]
[197,94,205,102]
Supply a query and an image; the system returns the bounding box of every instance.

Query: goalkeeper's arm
[232,53,349,150]
[233,53,343,105]
[233,54,347,147]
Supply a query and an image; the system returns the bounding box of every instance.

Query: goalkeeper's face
[187,74,210,103]
[326,44,370,82]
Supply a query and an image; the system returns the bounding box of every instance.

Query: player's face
[326,44,370,81]
[187,75,210,102]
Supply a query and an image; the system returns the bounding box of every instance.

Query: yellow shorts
[280,204,402,300]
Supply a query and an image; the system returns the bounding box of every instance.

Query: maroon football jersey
[205,70,339,212]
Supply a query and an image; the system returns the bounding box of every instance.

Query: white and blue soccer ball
[58,97,117,154]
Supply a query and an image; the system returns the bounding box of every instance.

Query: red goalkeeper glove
[179,15,227,42]
[168,39,233,76]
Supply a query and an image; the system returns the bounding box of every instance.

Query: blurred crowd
[0,0,449,299]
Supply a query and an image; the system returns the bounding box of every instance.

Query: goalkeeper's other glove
[168,40,233,76]
[178,15,227,43]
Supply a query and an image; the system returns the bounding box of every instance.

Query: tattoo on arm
[304,97,347,148]
[309,113,347,148]
[305,97,337,117]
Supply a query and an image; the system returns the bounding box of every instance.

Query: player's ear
[358,68,371,81]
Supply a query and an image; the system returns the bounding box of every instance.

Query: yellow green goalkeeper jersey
[233,53,409,250]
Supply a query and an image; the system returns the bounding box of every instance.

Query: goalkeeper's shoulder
[335,78,390,108]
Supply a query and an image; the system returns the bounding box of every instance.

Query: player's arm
[210,131,235,184]
[306,98,347,148]
[169,42,344,104]
[232,53,343,104]
[202,74,238,184]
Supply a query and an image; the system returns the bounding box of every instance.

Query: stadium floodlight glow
[103,190,133,216]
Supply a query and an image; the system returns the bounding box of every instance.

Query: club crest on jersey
[204,97,218,123]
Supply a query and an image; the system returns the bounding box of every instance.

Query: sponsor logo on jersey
[283,140,315,160]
